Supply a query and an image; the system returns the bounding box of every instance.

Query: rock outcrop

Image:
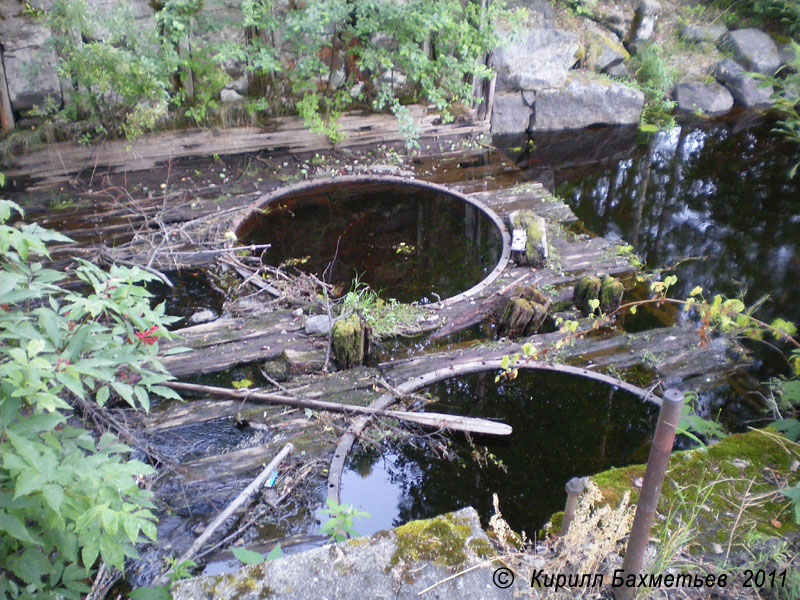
[674,81,735,116]
[530,75,644,131]
[0,0,62,113]
[714,58,774,108]
[724,28,781,75]
[626,0,662,51]
[493,29,580,91]
[680,23,728,45]
[490,92,532,135]
[172,507,524,600]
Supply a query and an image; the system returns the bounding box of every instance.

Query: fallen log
[165,381,512,436]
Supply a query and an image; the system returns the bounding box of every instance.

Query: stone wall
[0,0,246,117]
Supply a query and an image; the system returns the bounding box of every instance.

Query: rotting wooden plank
[160,312,322,378]
[5,105,489,188]
[177,440,302,483]
[146,367,382,431]
[381,323,744,392]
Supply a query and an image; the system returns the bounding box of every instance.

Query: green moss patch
[391,513,474,569]
[332,314,366,369]
[592,430,800,554]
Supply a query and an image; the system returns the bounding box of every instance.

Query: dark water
[510,121,800,327]
[341,370,658,537]
[147,269,226,324]
[240,182,503,303]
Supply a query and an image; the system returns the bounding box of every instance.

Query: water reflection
[342,371,657,536]
[240,182,504,304]
[543,121,800,326]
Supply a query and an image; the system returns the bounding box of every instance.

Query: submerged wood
[165,381,512,436]
[155,443,294,586]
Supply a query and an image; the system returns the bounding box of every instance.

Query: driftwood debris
[165,381,512,436]
[155,443,294,586]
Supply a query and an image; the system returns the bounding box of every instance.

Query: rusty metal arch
[233,175,512,306]
[326,358,660,504]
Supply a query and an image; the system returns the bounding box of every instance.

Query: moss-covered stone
[590,430,800,554]
[572,275,602,315]
[391,513,473,570]
[468,537,497,559]
[599,275,625,313]
[332,314,367,369]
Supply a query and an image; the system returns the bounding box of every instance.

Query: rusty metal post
[616,388,684,600]
[560,477,586,534]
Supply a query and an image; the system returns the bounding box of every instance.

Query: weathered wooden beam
[5,105,488,186]
[165,381,512,436]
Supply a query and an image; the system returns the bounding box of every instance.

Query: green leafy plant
[339,279,429,338]
[157,0,229,125]
[632,44,677,131]
[230,544,284,565]
[677,392,728,447]
[319,498,371,542]
[127,558,196,600]
[44,1,175,135]
[0,200,180,599]
[755,41,800,178]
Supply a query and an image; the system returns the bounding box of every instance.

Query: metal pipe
[561,477,587,534]
[615,388,685,600]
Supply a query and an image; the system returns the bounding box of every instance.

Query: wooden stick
[155,443,294,586]
[165,381,512,437]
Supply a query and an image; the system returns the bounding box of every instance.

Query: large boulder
[723,29,781,75]
[490,91,532,135]
[714,58,773,108]
[674,81,734,116]
[172,507,524,600]
[680,23,728,45]
[590,4,632,41]
[506,0,556,27]
[530,75,644,131]
[493,29,580,91]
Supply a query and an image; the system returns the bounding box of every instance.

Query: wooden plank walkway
[155,182,744,402]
